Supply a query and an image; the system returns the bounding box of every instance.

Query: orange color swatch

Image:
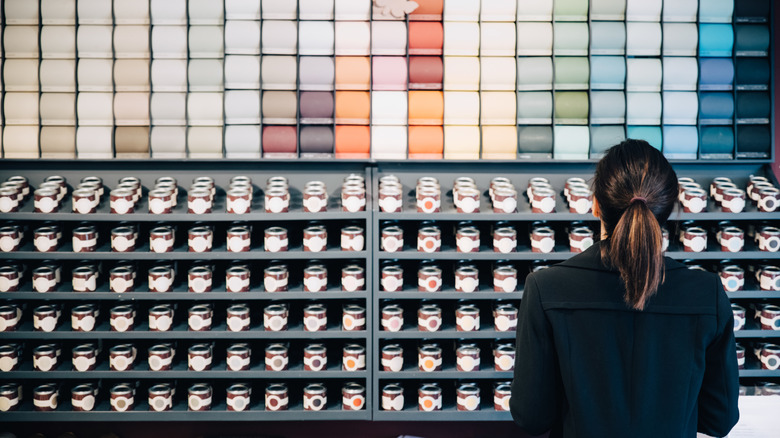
[408,91,444,125]
[409,22,443,55]
[335,125,370,158]
[409,126,444,158]
[335,91,371,125]
[335,57,371,90]
[409,0,443,20]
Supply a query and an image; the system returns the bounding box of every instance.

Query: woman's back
[510,242,739,437]
[510,140,739,437]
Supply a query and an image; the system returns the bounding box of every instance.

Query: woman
[510,140,739,437]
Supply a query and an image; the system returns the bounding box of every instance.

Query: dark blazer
[510,241,740,438]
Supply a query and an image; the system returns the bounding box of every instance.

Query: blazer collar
[559,241,687,273]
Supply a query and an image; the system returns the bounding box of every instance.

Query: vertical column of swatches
[187,0,224,158]
[552,0,589,159]
[2,0,41,158]
[697,0,734,159]
[516,0,554,159]
[150,0,189,158]
[39,0,77,158]
[479,0,516,159]
[733,0,771,158]
[298,0,336,158]
[442,0,480,159]
[113,0,151,158]
[75,0,114,158]
[588,0,627,157]
[261,0,298,157]
[224,0,261,158]
[624,0,663,151]
[407,1,443,159]
[370,16,408,159]
[333,0,371,158]
[659,0,702,159]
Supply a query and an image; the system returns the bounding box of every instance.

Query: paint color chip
[443,92,480,125]
[371,21,407,55]
[516,22,553,56]
[372,91,408,125]
[299,57,336,91]
[225,55,261,89]
[262,126,297,156]
[409,56,443,89]
[262,91,297,124]
[188,126,224,158]
[151,126,186,158]
[590,56,626,90]
[408,126,443,158]
[480,92,516,125]
[662,92,699,125]
[299,21,335,56]
[408,91,444,125]
[517,57,553,90]
[372,57,409,91]
[481,126,517,160]
[662,57,698,91]
[517,125,553,157]
[409,22,443,55]
[261,20,298,55]
[553,126,589,160]
[40,126,76,158]
[225,90,261,125]
[335,21,371,55]
[262,56,297,90]
[372,126,407,159]
[662,126,698,159]
[335,125,370,158]
[443,22,479,56]
[300,91,335,123]
[225,125,261,158]
[335,57,371,90]
[300,126,335,154]
[516,92,552,124]
[626,92,662,125]
[443,125,480,160]
[443,56,480,91]
[480,23,516,56]
[481,57,516,91]
[335,91,371,124]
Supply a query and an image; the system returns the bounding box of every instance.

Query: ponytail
[593,139,678,311]
[603,199,664,310]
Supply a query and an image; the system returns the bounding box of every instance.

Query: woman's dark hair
[593,139,678,310]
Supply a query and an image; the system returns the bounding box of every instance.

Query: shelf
[738,370,780,378]
[1,322,367,340]
[377,366,512,379]
[1,365,368,380]
[0,401,371,421]
[376,208,780,222]
[373,408,512,421]
[2,245,368,260]
[377,248,778,261]
[734,329,780,339]
[377,328,515,340]
[727,291,780,300]
[0,290,368,301]
[378,290,523,300]
[4,209,371,222]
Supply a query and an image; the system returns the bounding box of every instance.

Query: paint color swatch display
[0,0,773,160]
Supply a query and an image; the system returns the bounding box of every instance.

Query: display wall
[0,0,779,435]
[0,0,773,160]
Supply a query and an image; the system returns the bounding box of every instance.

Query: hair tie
[630,196,647,204]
